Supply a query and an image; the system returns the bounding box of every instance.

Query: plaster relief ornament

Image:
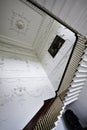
[8,11,31,35]
[16,19,25,30]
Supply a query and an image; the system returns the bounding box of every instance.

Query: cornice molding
[0,35,33,49]
[33,17,54,52]
[0,35,36,58]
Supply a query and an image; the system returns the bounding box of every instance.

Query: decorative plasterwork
[0,0,55,59]
[8,10,31,35]
[0,35,36,59]
[0,0,47,49]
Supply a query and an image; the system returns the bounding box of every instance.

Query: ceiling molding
[0,0,47,50]
[0,35,37,58]
[0,35,33,50]
[33,16,54,50]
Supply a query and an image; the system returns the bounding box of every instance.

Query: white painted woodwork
[71,82,85,87]
[66,50,87,127]
[73,78,86,83]
[53,47,87,130]
[64,97,78,106]
[67,90,81,97]
[67,80,87,127]
[67,51,87,98]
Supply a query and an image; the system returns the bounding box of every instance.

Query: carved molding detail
[8,10,31,35]
[0,35,36,58]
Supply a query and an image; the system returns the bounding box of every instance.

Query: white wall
[67,80,87,127]
[0,48,55,130]
[36,20,76,90]
[0,2,57,129]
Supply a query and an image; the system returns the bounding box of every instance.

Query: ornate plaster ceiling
[0,0,46,49]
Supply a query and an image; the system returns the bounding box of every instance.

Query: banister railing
[23,34,87,130]
[23,97,61,130]
[20,0,87,130]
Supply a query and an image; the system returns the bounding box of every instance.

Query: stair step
[65,94,79,101]
[77,67,87,72]
[69,86,83,92]
[51,127,56,130]
[76,74,87,78]
[55,121,58,126]
[71,82,84,87]
[64,97,78,106]
[80,64,87,68]
[73,78,86,83]
[67,90,81,97]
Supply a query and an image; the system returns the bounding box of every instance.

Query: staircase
[52,44,87,130]
[23,33,87,130]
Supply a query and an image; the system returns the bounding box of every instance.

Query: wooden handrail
[21,1,87,130]
[23,98,56,130]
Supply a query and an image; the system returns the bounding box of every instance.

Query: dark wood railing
[23,97,56,130]
[21,1,87,130]
[22,34,87,130]
[23,96,63,130]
